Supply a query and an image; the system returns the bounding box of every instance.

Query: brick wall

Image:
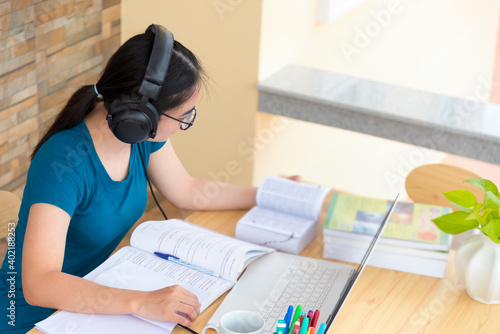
[0,0,121,198]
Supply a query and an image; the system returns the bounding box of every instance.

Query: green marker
[289,305,302,334]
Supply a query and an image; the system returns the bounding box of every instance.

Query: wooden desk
[28,209,500,334]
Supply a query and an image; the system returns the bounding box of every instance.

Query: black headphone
[106,24,174,144]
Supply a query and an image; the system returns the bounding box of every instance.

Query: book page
[91,247,233,309]
[130,219,273,282]
[256,176,331,220]
[92,247,234,330]
[36,313,168,334]
[37,246,233,334]
[237,206,314,238]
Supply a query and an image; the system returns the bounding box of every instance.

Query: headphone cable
[136,144,200,334]
[137,143,168,220]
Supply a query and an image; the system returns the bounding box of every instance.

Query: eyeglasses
[161,107,197,130]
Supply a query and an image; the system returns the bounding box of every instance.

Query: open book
[235,176,331,254]
[35,219,273,334]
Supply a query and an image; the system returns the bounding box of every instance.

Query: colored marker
[317,323,326,334]
[291,320,301,334]
[311,310,320,328]
[307,310,313,323]
[276,320,286,334]
[299,317,309,334]
[289,305,302,334]
[309,327,317,334]
[154,252,219,277]
[299,312,306,326]
[284,305,294,334]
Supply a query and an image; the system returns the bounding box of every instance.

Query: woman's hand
[287,175,302,182]
[135,285,201,327]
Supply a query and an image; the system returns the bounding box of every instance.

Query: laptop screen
[325,193,400,328]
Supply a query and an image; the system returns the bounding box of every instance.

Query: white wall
[260,0,500,100]
[254,0,500,198]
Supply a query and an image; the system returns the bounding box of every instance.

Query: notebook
[204,194,400,333]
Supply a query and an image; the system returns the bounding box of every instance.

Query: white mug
[202,310,265,334]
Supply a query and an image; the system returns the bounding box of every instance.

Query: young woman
[0,25,298,333]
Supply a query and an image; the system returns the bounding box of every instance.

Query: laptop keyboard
[259,259,340,333]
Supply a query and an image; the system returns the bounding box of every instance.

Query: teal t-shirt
[0,120,165,333]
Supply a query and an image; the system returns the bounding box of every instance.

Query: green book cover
[324,193,452,247]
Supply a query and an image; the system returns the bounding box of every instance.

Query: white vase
[455,231,500,304]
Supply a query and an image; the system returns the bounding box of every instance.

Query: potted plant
[432,178,500,304]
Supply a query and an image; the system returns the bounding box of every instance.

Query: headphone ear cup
[107,95,159,144]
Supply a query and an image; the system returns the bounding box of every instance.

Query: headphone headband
[139,25,175,100]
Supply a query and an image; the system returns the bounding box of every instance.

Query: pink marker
[292,320,301,334]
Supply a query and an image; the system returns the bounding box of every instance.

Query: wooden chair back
[405,164,483,210]
[0,191,21,266]
[0,191,21,239]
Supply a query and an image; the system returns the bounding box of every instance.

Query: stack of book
[323,193,452,278]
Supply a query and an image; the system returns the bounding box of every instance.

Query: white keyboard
[259,259,340,334]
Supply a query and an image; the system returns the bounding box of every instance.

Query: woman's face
[152,88,200,142]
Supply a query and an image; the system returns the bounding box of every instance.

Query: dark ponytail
[31,86,99,160]
[31,25,205,160]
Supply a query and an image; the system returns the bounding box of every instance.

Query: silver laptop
[205,194,400,333]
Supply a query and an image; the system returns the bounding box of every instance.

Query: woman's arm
[22,203,201,326]
[148,141,258,211]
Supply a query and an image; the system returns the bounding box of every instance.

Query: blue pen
[316,323,326,334]
[154,252,220,277]
[284,305,293,334]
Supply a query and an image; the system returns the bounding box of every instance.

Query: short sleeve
[26,142,84,218]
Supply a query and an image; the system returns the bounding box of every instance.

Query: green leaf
[480,219,500,244]
[494,208,500,220]
[478,208,494,227]
[465,178,499,196]
[443,190,477,212]
[484,191,500,210]
[432,211,479,234]
[466,209,481,221]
